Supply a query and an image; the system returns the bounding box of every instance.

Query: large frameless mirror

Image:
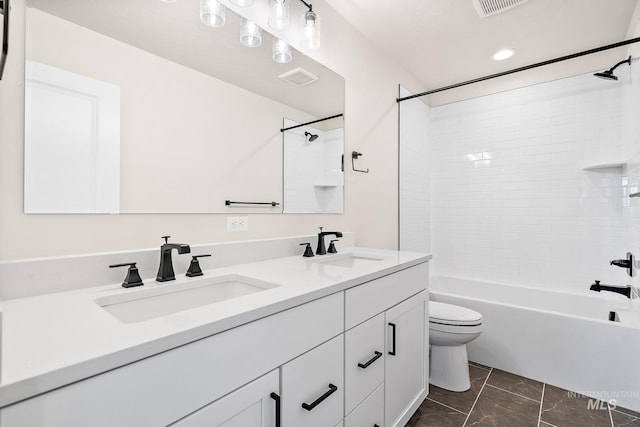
[24,0,345,213]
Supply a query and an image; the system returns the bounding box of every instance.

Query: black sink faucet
[589,280,631,299]
[156,236,191,282]
[316,227,343,255]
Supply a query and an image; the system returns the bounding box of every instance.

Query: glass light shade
[268,0,291,30]
[230,0,254,6]
[240,18,262,47]
[200,0,225,27]
[300,9,320,50]
[272,39,293,63]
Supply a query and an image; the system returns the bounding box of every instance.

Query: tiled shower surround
[424,64,640,293]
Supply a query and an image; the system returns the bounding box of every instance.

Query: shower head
[594,56,632,81]
[305,131,318,142]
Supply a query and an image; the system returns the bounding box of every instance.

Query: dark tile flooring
[407,361,640,427]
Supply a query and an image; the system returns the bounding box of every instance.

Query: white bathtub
[430,275,640,411]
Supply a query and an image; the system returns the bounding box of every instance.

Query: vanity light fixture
[492,48,516,61]
[240,18,262,47]
[200,0,226,27]
[273,39,293,63]
[268,0,291,30]
[230,0,254,6]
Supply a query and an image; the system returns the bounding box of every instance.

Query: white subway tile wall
[426,65,640,292]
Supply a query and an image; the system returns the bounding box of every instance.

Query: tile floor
[407,361,640,427]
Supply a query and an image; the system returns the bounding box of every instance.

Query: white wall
[428,66,639,293]
[399,86,431,253]
[0,0,422,261]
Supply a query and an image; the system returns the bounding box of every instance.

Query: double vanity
[0,237,431,427]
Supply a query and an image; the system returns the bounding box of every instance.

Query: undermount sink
[309,252,386,268]
[95,274,279,323]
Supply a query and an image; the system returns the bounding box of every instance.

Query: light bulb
[200,0,225,27]
[300,9,320,50]
[240,18,262,48]
[268,0,291,30]
[273,39,293,63]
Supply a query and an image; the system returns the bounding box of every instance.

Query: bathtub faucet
[589,280,631,299]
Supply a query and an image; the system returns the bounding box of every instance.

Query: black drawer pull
[389,322,397,356]
[358,351,383,369]
[301,384,338,411]
[270,392,281,427]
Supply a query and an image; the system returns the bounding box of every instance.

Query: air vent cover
[278,67,319,87]
[472,0,529,17]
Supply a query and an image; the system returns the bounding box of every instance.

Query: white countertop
[0,247,431,407]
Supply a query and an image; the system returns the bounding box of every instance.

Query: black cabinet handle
[270,392,281,427]
[374,425,380,427]
[358,351,383,369]
[388,322,397,356]
[301,384,338,411]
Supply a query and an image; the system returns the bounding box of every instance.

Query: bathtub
[430,275,640,411]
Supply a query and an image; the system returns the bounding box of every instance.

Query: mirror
[0,0,8,79]
[24,0,344,213]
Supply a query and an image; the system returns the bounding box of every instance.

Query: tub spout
[589,280,631,299]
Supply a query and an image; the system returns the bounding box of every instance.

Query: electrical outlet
[227,216,249,232]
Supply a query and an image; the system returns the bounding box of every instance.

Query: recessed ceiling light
[160,0,177,3]
[492,48,516,61]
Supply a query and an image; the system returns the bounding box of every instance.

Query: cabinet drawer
[1,293,344,427]
[344,384,384,427]
[344,313,384,415]
[345,262,428,329]
[281,335,344,427]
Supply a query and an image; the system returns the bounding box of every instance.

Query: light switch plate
[227,216,249,232]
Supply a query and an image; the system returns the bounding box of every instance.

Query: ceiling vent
[278,67,319,87]
[472,0,529,18]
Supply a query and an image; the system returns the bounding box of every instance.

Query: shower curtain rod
[396,37,640,103]
[280,113,344,132]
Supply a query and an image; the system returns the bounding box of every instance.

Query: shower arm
[607,56,632,73]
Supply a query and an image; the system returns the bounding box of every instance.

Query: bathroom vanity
[0,244,431,427]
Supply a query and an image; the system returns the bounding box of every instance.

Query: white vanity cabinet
[0,260,430,427]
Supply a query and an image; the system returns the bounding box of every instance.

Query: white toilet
[429,301,484,392]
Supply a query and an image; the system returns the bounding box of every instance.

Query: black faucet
[316,227,343,255]
[589,280,631,299]
[156,236,191,282]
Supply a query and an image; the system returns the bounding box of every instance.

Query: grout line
[462,367,492,426]
[425,397,468,416]
[608,403,614,427]
[539,421,558,427]
[484,383,542,403]
[537,383,546,427]
[469,362,492,372]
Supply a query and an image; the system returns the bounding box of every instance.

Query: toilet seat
[429,301,483,326]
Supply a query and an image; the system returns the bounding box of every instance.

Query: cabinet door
[171,370,279,427]
[281,335,344,427]
[384,291,428,427]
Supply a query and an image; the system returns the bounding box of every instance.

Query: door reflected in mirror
[24,0,344,214]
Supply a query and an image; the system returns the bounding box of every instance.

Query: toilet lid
[429,301,483,326]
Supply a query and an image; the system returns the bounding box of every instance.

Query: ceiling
[325,0,640,105]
